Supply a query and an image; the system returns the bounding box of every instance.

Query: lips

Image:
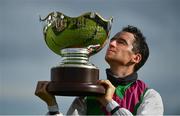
[107,48,116,53]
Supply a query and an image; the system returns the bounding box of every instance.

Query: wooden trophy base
[47,66,105,96]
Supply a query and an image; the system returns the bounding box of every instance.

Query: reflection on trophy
[38,12,113,96]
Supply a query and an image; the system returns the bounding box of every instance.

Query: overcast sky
[0,0,180,114]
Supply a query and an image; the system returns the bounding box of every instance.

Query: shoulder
[143,88,164,107]
[144,89,162,100]
[137,88,164,115]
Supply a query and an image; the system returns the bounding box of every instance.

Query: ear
[132,53,142,64]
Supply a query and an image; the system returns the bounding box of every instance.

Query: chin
[105,55,111,64]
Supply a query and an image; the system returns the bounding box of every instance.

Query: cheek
[118,49,132,60]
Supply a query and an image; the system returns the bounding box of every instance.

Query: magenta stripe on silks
[112,80,148,114]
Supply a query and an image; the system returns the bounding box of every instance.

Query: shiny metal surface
[40,12,113,56]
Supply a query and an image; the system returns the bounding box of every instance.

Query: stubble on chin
[105,54,112,65]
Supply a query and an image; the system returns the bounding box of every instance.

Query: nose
[109,39,116,47]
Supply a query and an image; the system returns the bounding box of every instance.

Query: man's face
[105,31,137,66]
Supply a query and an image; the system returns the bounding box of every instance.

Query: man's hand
[96,80,115,107]
[35,81,57,106]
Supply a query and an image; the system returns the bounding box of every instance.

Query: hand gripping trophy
[36,12,113,96]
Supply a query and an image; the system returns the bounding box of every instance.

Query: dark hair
[122,25,149,71]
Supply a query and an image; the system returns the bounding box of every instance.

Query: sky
[0,0,180,115]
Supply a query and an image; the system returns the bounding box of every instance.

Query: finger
[98,80,112,86]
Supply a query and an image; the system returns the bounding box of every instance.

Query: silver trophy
[37,12,113,96]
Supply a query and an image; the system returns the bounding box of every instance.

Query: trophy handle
[87,44,101,56]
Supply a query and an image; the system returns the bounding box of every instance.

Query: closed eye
[116,38,128,45]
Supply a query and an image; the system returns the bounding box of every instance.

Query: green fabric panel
[115,82,134,99]
[86,82,135,115]
[133,88,149,115]
[86,96,105,115]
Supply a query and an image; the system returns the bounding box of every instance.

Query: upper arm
[137,89,164,115]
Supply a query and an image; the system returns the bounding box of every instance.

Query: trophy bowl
[39,12,113,96]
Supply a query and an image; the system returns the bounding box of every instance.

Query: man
[35,25,164,115]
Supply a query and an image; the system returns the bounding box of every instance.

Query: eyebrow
[111,37,128,45]
[118,38,128,45]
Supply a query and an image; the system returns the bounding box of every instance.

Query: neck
[109,65,134,78]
